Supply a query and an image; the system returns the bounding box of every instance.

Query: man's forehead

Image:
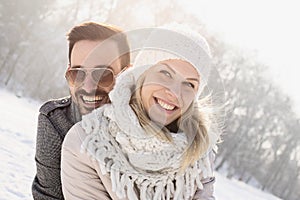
[71,39,120,68]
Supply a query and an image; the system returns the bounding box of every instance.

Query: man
[32,22,130,199]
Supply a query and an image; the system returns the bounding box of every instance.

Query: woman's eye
[183,82,195,88]
[159,70,172,78]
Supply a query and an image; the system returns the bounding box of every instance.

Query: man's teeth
[157,99,175,110]
[82,96,103,102]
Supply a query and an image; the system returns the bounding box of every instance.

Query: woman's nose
[165,83,181,99]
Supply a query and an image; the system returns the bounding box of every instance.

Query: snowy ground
[0,88,282,200]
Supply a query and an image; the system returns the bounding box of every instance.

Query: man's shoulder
[39,96,71,116]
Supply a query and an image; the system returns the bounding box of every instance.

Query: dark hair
[66,22,130,69]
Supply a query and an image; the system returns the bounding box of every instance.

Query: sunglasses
[65,66,116,88]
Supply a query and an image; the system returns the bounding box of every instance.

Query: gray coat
[32,96,81,200]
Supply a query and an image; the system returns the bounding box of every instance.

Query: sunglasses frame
[65,66,116,88]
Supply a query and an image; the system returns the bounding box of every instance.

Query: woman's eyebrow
[160,63,199,82]
[161,63,199,83]
[160,63,176,74]
[187,77,199,82]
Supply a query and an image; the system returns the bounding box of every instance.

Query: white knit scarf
[80,71,218,200]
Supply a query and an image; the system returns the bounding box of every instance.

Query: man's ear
[126,64,133,69]
[121,64,132,73]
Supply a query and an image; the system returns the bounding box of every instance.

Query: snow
[214,173,282,200]
[0,89,39,200]
[0,88,282,200]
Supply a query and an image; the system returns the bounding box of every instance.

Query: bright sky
[181,0,300,116]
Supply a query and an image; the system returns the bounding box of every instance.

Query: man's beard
[75,89,110,115]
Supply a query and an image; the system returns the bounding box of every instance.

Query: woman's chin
[149,115,171,127]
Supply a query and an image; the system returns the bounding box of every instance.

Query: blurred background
[0,0,299,199]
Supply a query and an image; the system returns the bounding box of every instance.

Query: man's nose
[81,74,98,93]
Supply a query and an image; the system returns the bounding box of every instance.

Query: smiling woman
[128,58,212,173]
[61,24,222,200]
[138,60,199,126]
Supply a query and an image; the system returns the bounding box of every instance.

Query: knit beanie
[125,23,212,98]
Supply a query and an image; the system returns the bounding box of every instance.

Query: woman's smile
[154,97,178,112]
[141,59,199,125]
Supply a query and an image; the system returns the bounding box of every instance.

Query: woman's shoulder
[63,104,115,150]
[63,122,87,152]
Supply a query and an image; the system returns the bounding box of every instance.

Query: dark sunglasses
[65,66,116,88]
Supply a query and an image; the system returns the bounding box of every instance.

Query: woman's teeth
[157,99,175,110]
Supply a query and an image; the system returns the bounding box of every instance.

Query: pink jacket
[61,123,216,200]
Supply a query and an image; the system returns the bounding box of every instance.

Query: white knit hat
[125,23,212,98]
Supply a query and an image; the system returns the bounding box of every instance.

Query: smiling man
[67,39,124,115]
[32,22,130,200]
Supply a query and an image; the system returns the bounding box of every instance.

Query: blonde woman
[61,25,220,200]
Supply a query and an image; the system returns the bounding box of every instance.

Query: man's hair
[66,22,130,69]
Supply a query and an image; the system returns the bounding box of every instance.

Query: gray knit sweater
[32,96,81,200]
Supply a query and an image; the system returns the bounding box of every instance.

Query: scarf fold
[80,70,218,200]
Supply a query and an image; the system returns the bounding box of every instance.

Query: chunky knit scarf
[80,70,218,200]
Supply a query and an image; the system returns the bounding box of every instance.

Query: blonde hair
[129,71,210,171]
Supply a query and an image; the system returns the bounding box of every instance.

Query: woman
[61,25,220,200]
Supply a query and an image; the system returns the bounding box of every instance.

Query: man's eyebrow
[71,65,113,70]
[71,65,82,69]
[94,65,114,70]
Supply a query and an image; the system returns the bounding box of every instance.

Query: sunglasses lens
[66,68,115,87]
[92,69,114,87]
[66,70,85,86]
